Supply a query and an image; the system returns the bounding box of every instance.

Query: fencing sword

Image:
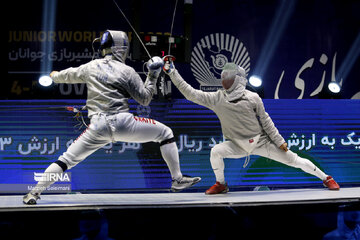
[163,0,178,66]
[112,0,153,61]
[168,0,178,56]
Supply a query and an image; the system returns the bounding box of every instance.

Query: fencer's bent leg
[58,127,110,169]
[253,142,327,180]
[113,113,182,181]
[210,141,246,184]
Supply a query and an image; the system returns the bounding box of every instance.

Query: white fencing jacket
[169,70,285,152]
[52,56,157,118]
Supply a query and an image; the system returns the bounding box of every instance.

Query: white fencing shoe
[171,175,201,192]
[23,192,40,205]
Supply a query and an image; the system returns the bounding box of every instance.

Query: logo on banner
[190,33,250,91]
[34,172,71,182]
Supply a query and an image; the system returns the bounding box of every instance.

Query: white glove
[162,55,176,74]
[147,56,164,79]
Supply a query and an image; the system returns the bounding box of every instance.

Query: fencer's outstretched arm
[51,64,88,84]
[168,70,218,109]
[253,95,285,147]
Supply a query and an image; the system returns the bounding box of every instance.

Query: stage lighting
[252,0,296,81]
[40,0,57,79]
[39,75,53,87]
[249,75,263,87]
[328,82,341,93]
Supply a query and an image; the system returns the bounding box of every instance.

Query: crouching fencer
[162,56,339,195]
[23,31,201,205]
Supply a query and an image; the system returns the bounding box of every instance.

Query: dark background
[7,0,360,100]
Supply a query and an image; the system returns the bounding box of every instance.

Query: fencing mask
[221,63,248,92]
[100,30,129,63]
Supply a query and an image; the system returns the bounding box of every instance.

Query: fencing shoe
[205,181,229,195]
[23,192,40,205]
[171,175,201,192]
[323,176,340,190]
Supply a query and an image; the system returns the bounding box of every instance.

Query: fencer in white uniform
[23,31,200,205]
[162,57,339,194]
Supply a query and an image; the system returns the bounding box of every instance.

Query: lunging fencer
[162,57,340,194]
[23,30,201,205]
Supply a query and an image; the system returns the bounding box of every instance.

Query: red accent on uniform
[134,116,156,125]
[74,124,91,143]
[66,106,74,112]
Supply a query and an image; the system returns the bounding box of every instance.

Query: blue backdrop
[1,99,359,193]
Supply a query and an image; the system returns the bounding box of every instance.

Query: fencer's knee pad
[160,137,176,146]
[54,160,68,172]
[57,152,78,170]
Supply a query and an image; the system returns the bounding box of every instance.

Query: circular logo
[213,54,228,70]
[190,33,250,89]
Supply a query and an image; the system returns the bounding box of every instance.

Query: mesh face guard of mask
[221,63,248,87]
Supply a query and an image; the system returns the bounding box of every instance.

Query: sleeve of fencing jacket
[52,63,89,84]
[253,94,285,147]
[168,69,219,109]
[126,68,157,106]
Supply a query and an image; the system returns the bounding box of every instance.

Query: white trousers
[210,140,327,184]
[59,112,175,170]
[31,112,182,195]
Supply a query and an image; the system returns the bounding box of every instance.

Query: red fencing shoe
[205,182,229,195]
[323,176,340,190]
